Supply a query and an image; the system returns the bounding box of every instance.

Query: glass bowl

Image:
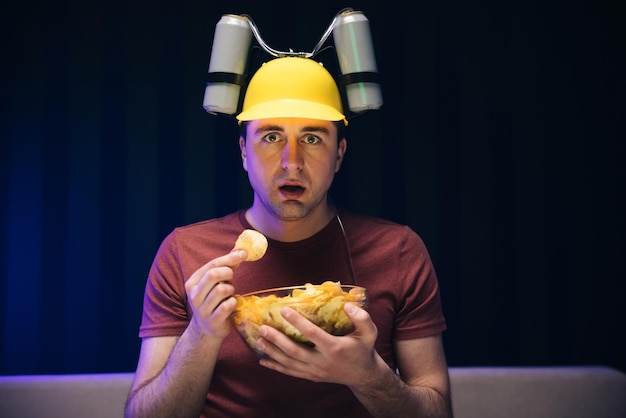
[231,281,368,357]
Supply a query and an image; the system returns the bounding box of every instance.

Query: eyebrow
[254,125,283,135]
[253,124,331,136]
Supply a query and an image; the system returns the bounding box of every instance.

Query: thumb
[344,303,377,337]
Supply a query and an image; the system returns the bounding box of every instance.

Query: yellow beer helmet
[236,57,347,125]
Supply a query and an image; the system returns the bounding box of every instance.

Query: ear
[239,137,248,172]
[335,138,347,173]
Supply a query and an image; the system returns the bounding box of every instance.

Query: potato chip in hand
[234,229,268,261]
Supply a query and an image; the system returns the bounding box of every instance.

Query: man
[125,57,452,418]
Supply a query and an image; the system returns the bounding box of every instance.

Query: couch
[1,366,625,417]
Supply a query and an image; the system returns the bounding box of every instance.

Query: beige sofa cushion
[1,366,624,417]
[450,366,626,418]
[0,373,133,418]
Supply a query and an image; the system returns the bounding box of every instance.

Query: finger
[186,250,247,288]
[257,324,310,365]
[189,291,237,339]
[187,253,243,310]
[257,350,312,380]
[277,307,332,346]
[211,292,238,320]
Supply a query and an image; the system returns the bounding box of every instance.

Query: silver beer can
[203,14,252,115]
[332,10,383,113]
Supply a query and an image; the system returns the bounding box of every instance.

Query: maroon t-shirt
[139,209,446,417]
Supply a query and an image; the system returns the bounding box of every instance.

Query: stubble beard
[263,198,315,222]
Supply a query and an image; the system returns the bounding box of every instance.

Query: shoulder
[168,211,244,241]
[339,209,401,228]
[339,209,423,245]
[155,211,245,258]
[152,211,247,279]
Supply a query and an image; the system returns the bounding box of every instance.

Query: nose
[281,136,303,171]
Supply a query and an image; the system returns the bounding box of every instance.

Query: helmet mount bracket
[203,8,383,122]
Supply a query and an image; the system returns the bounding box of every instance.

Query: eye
[263,133,281,143]
[302,134,321,145]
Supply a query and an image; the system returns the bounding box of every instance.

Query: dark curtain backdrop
[1,0,624,375]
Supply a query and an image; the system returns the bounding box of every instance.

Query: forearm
[350,355,453,418]
[125,329,222,418]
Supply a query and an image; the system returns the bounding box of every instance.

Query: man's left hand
[255,303,379,387]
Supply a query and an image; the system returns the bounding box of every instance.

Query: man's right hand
[184,250,248,339]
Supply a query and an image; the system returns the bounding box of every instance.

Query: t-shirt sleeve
[393,227,447,340]
[139,230,190,338]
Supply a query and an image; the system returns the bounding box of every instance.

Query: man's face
[240,117,346,222]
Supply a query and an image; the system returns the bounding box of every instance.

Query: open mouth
[279,185,305,199]
[280,185,303,193]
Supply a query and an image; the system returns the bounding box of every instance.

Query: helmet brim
[236,99,347,124]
